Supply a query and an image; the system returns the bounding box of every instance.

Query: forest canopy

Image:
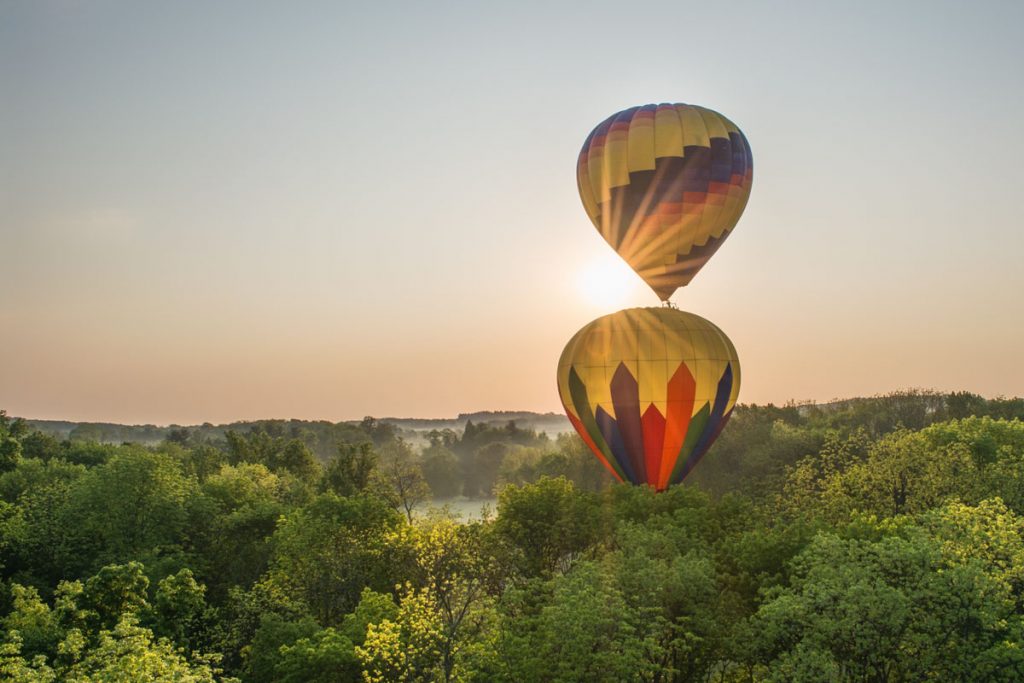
[2,390,1024,682]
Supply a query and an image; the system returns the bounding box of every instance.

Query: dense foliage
[2,390,1024,681]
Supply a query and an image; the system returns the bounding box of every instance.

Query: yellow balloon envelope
[557,307,740,489]
[577,103,753,300]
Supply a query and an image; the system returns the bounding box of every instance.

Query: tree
[426,429,459,449]
[776,429,872,521]
[278,440,320,483]
[2,479,77,588]
[420,445,461,499]
[212,582,311,676]
[375,440,430,523]
[745,518,1024,681]
[265,494,404,624]
[17,430,62,462]
[60,441,117,467]
[242,613,320,683]
[80,561,150,631]
[0,562,232,683]
[177,444,228,482]
[922,498,1024,605]
[165,428,192,445]
[550,433,614,492]
[62,615,229,682]
[496,438,614,493]
[494,477,599,577]
[322,442,376,497]
[359,417,398,447]
[609,521,722,681]
[224,429,318,476]
[780,428,979,522]
[0,457,85,504]
[357,586,445,683]
[494,561,649,683]
[270,587,399,683]
[414,518,497,681]
[193,463,289,597]
[0,635,55,683]
[1,584,62,661]
[275,628,361,683]
[464,443,508,498]
[58,449,195,575]
[152,568,210,652]
[0,410,26,473]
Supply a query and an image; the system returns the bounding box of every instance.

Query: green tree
[0,457,85,504]
[212,582,310,676]
[224,429,281,467]
[17,430,62,462]
[80,562,150,631]
[609,521,722,681]
[359,417,398,447]
[0,635,55,683]
[59,449,195,575]
[190,463,290,598]
[275,627,361,683]
[375,440,430,523]
[1,584,62,661]
[494,477,599,577]
[242,613,320,683]
[265,494,403,624]
[494,561,649,683]
[322,442,376,497]
[465,442,507,499]
[412,518,497,681]
[62,615,230,682]
[176,444,228,482]
[781,427,980,522]
[152,568,210,652]
[357,586,445,683]
[0,411,27,473]
[420,444,461,499]
[746,518,1024,681]
[278,440,320,483]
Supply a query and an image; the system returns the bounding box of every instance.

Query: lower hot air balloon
[557,307,739,490]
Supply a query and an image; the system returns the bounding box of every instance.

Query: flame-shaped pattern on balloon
[577,104,753,300]
[557,308,740,489]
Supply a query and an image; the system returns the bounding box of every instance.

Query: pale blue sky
[2,1,1022,423]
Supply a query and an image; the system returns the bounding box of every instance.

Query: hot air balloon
[577,103,753,300]
[557,307,740,489]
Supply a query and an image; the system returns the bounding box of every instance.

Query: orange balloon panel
[557,307,740,489]
[577,104,753,300]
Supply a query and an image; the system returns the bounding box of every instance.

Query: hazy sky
[2,1,1022,424]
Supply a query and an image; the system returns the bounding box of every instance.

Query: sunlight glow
[577,254,643,309]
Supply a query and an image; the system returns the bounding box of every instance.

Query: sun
[577,253,643,309]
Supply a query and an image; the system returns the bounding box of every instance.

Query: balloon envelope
[577,103,753,300]
[557,307,740,489]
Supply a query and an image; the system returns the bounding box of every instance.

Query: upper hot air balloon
[577,103,753,300]
[557,307,740,489]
